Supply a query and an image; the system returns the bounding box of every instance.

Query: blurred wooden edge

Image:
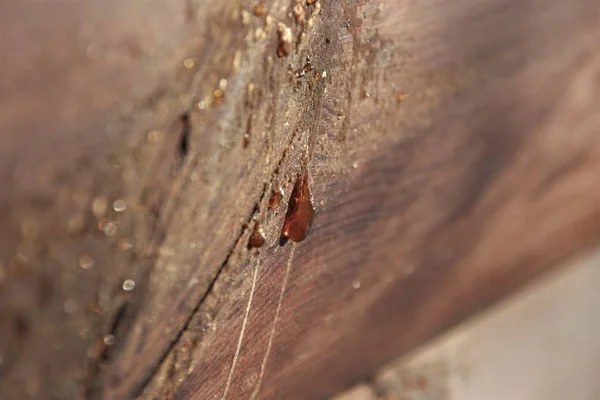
[334,246,600,400]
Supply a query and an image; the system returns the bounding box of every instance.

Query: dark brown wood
[0,0,599,399]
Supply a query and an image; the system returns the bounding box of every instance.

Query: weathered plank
[0,0,599,399]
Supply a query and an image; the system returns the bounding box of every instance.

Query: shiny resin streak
[280,172,314,243]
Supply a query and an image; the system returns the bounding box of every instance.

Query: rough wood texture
[0,0,599,399]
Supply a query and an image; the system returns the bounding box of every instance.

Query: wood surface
[0,0,599,399]
[334,248,600,400]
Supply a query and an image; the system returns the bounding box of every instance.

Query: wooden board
[0,0,599,399]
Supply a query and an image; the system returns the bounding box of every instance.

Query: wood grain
[0,0,599,399]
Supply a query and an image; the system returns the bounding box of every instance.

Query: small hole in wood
[178,113,191,163]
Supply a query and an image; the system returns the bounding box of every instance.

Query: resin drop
[248,222,266,249]
[268,187,284,210]
[281,172,314,242]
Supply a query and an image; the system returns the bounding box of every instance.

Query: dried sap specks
[79,255,94,270]
[254,3,266,16]
[268,187,284,210]
[98,219,117,237]
[183,58,195,69]
[281,172,315,242]
[248,222,266,249]
[122,279,136,291]
[103,334,116,346]
[91,197,108,218]
[277,23,292,57]
[112,199,127,212]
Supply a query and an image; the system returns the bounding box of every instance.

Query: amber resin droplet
[268,187,284,210]
[248,222,266,249]
[281,172,314,242]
